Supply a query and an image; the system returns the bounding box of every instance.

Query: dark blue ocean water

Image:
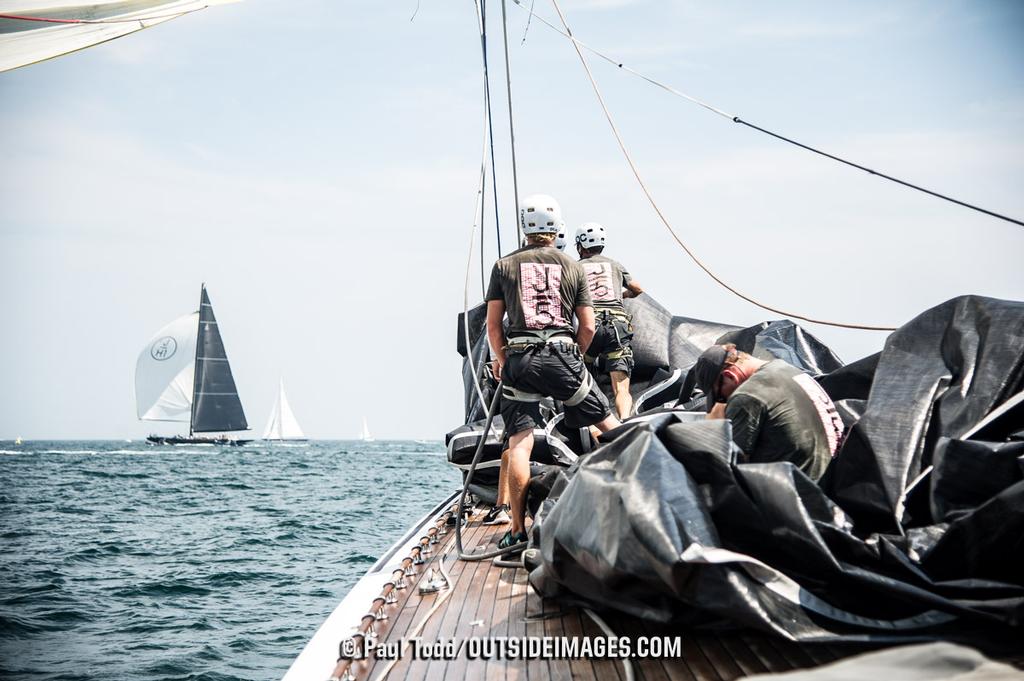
[0,440,460,680]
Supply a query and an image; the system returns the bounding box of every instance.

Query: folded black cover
[529,295,1024,645]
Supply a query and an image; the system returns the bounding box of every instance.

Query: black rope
[478,2,488,291]
[479,0,504,258]
[485,6,505,258]
[500,0,523,244]
[734,118,1024,228]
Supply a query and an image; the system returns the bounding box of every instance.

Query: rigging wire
[731,119,1024,230]
[477,0,505,259]
[520,0,536,44]
[455,384,528,561]
[467,2,503,430]
[480,163,489,300]
[512,0,1024,229]
[464,166,493,418]
[500,0,524,245]
[465,29,496,419]
[453,2,528,570]
[473,0,489,280]
[547,0,897,332]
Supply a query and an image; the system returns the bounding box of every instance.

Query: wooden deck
[325,502,879,681]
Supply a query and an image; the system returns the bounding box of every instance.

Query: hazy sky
[1,1,1022,439]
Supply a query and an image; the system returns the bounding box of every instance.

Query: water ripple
[0,440,458,680]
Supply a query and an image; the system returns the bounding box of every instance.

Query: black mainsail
[189,285,248,435]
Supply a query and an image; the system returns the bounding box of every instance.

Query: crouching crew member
[486,194,621,549]
[695,344,845,481]
[575,223,644,419]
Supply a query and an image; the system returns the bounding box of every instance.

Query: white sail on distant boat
[262,378,307,442]
[134,284,250,446]
[359,417,374,442]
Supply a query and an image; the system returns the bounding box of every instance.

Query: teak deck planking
[336,504,894,681]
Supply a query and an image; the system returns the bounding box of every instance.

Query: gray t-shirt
[486,244,591,338]
[579,254,633,313]
[725,360,844,481]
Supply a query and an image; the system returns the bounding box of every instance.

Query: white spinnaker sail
[0,1,239,73]
[135,312,198,422]
[262,379,305,440]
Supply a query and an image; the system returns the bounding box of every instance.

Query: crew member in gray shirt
[693,344,844,481]
[485,193,621,550]
[575,222,644,419]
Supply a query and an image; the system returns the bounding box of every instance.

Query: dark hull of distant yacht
[146,435,251,446]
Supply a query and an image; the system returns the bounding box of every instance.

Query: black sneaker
[482,504,510,525]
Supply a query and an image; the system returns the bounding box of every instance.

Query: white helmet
[520,193,562,235]
[554,221,568,250]
[575,222,607,249]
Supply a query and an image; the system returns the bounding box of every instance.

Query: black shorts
[586,314,634,376]
[500,343,612,438]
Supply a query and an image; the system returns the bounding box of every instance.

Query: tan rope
[547,0,896,331]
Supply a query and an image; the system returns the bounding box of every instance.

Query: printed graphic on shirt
[792,373,845,455]
[582,262,615,303]
[520,263,567,329]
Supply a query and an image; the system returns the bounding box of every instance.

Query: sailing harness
[502,333,595,408]
[457,332,597,563]
[584,308,634,365]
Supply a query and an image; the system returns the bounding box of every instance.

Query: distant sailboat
[262,379,307,442]
[135,284,250,446]
[14,436,22,446]
[359,417,375,442]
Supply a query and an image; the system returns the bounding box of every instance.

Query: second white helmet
[520,194,562,235]
[575,222,607,249]
[554,221,568,251]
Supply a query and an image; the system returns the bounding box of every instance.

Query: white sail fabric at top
[0,1,239,73]
[135,311,198,422]
[262,378,305,440]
